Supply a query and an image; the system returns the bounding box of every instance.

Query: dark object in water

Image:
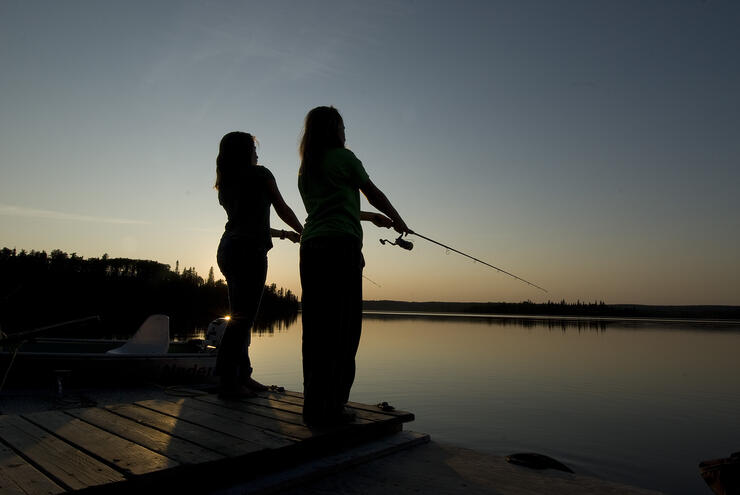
[700,451,740,495]
[506,453,574,473]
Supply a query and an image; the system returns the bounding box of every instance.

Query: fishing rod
[362,274,382,288]
[380,230,547,293]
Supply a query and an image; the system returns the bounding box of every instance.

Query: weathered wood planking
[0,390,417,494]
[135,398,294,449]
[196,393,308,426]
[64,407,224,465]
[184,395,316,439]
[198,393,394,426]
[253,389,415,423]
[22,410,178,476]
[232,395,374,424]
[104,403,265,457]
[190,395,396,451]
[0,442,63,495]
[0,414,124,491]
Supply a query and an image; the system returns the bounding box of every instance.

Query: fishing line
[380,230,547,293]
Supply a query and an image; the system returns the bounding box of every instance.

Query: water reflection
[252,313,298,335]
[173,313,298,341]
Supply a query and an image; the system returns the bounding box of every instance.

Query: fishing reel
[379,234,413,251]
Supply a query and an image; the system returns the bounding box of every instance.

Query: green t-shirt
[299,148,370,243]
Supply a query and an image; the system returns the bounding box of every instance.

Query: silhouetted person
[215,131,303,397]
[298,106,409,425]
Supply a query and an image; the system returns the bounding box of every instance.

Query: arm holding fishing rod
[359,179,410,234]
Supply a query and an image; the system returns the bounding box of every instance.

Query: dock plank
[196,394,308,426]
[135,398,294,449]
[245,394,375,423]
[193,395,393,443]
[244,395,334,418]
[184,395,315,439]
[0,442,64,495]
[263,389,415,422]
[253,391,410,423]
[65,407,225,465]
[104,403,265,458]
[23,410,178,476]
[0,414,124,491]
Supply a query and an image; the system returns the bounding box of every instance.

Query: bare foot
[243,376,269,391]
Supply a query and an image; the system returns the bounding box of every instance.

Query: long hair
[214,131,256,190]
[299,106,344,176]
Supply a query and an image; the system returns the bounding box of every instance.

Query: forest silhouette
[0,247,298,337]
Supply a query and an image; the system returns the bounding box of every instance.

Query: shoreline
[361,309,740,326]
[361,300,740,321]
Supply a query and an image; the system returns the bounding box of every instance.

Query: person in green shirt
[215,131,303,398]
[298,106,409,425]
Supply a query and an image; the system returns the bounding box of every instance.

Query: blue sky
[1,1,738,304]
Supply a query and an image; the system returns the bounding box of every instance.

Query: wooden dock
[0,388,420,494]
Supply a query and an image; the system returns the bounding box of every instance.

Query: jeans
[216,232,268,384]
[300,236,364,421]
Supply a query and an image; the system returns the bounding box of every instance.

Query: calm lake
[249,312,740,495]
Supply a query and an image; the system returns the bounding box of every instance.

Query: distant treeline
[363,300,740,320]
[0,247,299,336]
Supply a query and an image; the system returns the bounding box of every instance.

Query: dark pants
[216,234,268,385]
[300,236,364,422]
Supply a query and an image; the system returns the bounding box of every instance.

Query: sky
[1,1,738,305]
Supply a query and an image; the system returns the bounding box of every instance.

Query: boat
[0,315,222,387]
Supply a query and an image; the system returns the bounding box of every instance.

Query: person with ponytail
[298,106,409,425]
[215,131,303,397]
